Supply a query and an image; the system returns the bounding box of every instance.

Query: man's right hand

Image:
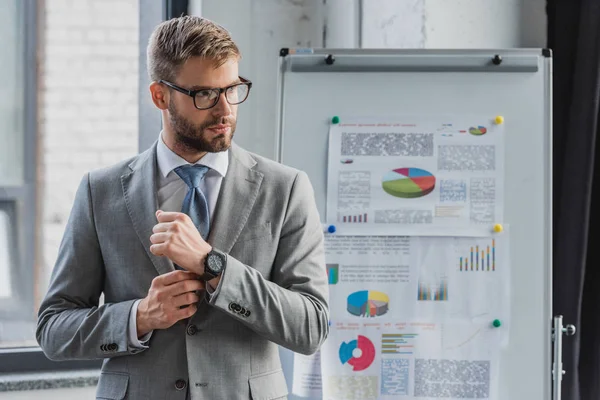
[136,270,205,337]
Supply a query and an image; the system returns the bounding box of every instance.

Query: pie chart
[382,168,436,198]
[469,126,487,135]
[339,335,376,371]
[347,290,390,317]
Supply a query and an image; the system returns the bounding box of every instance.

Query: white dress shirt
[128,132,229,348]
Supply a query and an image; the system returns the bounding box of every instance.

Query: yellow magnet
[495,115,504,125]
[493,224,503,233]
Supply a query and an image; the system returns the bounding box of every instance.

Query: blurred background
[0,0,549,398]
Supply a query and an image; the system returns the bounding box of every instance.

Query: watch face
[207,253,224,273]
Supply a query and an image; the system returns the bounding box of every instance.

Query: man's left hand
[149,210,211,275]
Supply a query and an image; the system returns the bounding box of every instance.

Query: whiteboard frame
[275,48,552,400]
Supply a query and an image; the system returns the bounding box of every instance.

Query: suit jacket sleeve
[36,173,144,360]
[209,171,329,355]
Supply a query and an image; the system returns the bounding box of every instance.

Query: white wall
[195,0,547,159]
[199,0,324,160]
[427,0,546,48]
[362,0,547,49]
[362,0,425,48]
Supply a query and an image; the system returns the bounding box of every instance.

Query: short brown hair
[147,16,240,82]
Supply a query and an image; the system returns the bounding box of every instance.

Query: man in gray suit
[36,16,329,400]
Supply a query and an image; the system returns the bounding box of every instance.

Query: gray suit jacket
[36,142,329,400]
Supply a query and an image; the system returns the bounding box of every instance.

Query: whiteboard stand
[552,315,577,400]
[276,48,554,400]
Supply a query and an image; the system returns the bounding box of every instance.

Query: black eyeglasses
[159,76,252,110]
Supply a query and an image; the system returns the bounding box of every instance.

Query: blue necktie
[174,164,211,240]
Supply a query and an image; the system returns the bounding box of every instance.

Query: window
[0,0,151,375]
[0,0,35,349]
[0,211,11,300]
[0,0,101,373]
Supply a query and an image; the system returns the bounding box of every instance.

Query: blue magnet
[327,225,336,233]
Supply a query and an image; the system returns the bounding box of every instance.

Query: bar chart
[459,239,496,272]
[381,333,418,355]
[417,276,448,301]
[327,264,339,284]
[339,212,368,223]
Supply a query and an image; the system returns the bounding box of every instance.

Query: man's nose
[211,92,232,117]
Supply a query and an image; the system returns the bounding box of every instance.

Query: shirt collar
[156,132,229,179]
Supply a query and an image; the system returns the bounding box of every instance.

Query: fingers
[154,270,200,286]
[149,232,172,255]
[152,221,183,233]
[149,242,167,256]
[143,270,202,331]
[150,232,170,244]
[173,291,200,308]
[168,278,205,296]
[156,210,188,223]
[174,303,198,320]
[152,223,170,233]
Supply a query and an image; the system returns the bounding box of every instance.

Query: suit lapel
[121,142,174,276]
[208,143,264,253]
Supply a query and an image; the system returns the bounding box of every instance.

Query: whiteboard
[275,49,552,400]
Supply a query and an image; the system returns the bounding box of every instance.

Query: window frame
[0,0,102,373]
[0,0,34,321]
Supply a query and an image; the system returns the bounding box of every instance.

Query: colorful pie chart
[339,335,376,371]
[469,126,487,135]
[347,290,389,317]
[382,168,436,198]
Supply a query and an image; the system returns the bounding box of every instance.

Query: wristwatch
[202,249,226,281]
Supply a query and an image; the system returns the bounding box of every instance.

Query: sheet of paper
[309,234,509,400]
[326,116,505,236]
[413,235,510,327]
[324,234,510,325]
[321,321,501,400]
[292,350,322,398]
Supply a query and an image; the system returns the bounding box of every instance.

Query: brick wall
[38,0,139,293]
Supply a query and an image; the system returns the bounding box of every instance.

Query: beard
[168,99,236,153]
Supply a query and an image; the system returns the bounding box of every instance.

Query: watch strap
[200,267,217,281]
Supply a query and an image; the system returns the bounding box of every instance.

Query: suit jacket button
[187,324,198,336]
[109,343,118,351]
[228,302,236,311]
[239,307,246,315]
[175,379,187,391]
[100,344,106,351]
[245,310,251,317]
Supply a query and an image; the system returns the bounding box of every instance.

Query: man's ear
[149,81,169,110]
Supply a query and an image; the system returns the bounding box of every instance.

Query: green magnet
[492,319,502,328]
[331,116,340,124]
